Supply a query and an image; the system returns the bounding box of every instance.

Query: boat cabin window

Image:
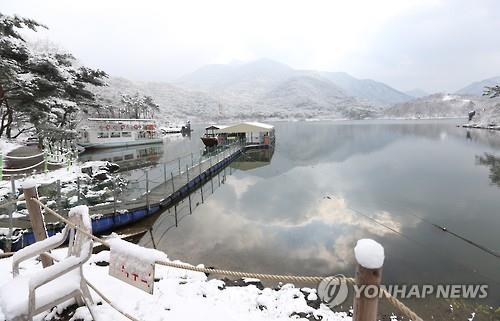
[97,132,109,138]
[110,131,121,138]
[122,132,132,137]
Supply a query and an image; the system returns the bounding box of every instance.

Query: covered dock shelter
[215,122,275,146]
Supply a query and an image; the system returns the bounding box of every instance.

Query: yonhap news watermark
[317,275,489,307]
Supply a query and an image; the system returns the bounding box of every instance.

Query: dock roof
[215,122,274,134]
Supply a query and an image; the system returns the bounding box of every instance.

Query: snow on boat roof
[87,118,156,122]
[215,122,274,134]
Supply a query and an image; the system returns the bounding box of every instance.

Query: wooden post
[191,153,194,167]
[178,158,181,175]
[353,240,384,321]
[23,182,53,267]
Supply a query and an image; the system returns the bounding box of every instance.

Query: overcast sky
[2,0,499,92]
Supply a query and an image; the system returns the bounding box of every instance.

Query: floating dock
[4,143,246,251]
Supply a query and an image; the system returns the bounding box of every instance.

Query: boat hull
[201,137,218,147]
[78,138,163,149]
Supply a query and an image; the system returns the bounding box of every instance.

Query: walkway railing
[85,141,243,215]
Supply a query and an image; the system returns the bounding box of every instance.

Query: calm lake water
[90,120,500,304]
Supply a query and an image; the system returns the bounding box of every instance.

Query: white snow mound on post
[354,239,384,269]
[20,179,37,189]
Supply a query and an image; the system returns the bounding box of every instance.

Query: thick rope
[156,260,331,284]
[3,152,44,160]
[2,160,45,172]
[46,161,66,166]
[33,198,110,247]
[32,198,423,321]
[380,288,423,321]
[0,252,14,258]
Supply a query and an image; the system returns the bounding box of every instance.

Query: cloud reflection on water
[144,120,500,293]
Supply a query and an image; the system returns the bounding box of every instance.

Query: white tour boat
[77,118,163,149]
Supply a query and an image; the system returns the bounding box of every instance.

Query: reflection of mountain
[79,144,164,171]
[476,153,500,188]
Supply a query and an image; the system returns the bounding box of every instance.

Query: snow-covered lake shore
[0,248,350,321]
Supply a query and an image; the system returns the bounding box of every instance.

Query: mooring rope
[2,152,45,160]
[0,251,14,258]
[33,198,110,247]
[380,288,424,321]
[30,198,424,321]
[1,160,45,172]
[156,260,329,284]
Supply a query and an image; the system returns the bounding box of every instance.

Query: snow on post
[353,239,384,321]
[354,238,385,269]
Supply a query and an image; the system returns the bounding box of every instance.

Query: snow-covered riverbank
[0,161,113,201]
[0,248,350,321]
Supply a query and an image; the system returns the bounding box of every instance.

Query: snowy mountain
[91,77,221,123]
[92,59,391,122]
[383,93,488,119]
[258,75,378,119]
[319,71,412,105]
[456,76,500,96]
[177,58,295,96]
[404,89,429,98]
[93,60,500,122]
[177,59,411,106]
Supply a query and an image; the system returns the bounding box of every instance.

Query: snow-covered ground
[0,247,351,321]
[0,139,22,156]
[0,161,109,200]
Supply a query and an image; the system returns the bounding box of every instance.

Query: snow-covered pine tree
[0,12,107,148]
[120,92,160,119]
